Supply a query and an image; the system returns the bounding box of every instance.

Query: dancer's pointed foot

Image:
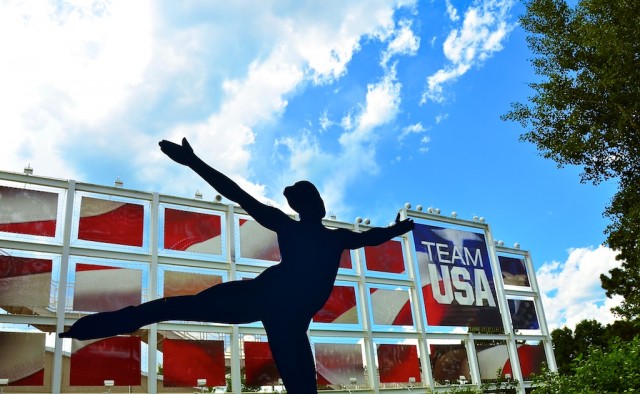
[59,306,139,340]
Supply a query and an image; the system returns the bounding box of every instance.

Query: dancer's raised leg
[60,279,265,340]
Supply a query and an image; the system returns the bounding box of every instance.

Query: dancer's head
[284,181,326,221]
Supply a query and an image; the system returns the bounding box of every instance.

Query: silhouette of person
[60,137,415,393]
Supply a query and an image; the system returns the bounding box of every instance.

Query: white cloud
[276,67,403,215]
[319,109,334,132]
[381,19,420,66]
[0,0,418,204]
[399,122,427,141]
[419,135,431,153]
[421,0,514,104]
[445,0,460,21]
[536,245,624,330]
[0,0,153,179]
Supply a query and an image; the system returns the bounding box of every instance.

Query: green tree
[549,320,607,376]
[550,326,574,375]
[532,336,640,393]
[502,0,640,320]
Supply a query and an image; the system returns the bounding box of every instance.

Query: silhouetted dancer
[60,137,415,393]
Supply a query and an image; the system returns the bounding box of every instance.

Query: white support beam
[52,179,76,394]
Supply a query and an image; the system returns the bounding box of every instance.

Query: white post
[147,192,160,394]
[52,179,77,394]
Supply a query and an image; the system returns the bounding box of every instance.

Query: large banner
[412,223,502,328]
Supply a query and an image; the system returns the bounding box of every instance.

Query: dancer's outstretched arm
[160,138,290,231]
[341,213,414,249]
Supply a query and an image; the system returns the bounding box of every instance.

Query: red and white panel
[73,263,142,312]
[163,270,223,297]
[315,343,365,386]
[163,208,222,254]
[238,218,280,262]
[0,332,45,385]
[77,196,144,247]
[162,339,225,387]
[368,287,414,327]
[475,341,546,381]
[0,185,59,237]
[364,239,405,275]
[70,336,141,386]
[377,344,421,384]
[244,341,280,386]
[0,255,52,309]
[313,285,358,325]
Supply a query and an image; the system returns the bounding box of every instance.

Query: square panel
[474,340,511,382]
[0,184,60,238]
[244,341,280,386]
[314,342,366,386]
[0,254,52,309]
[70,336,141,386]
[73,262,142,312]
[237,217,280,262]
[312,283,359,325]
[429,342,471,385]
[77,195,145,247]
[513,341,546,381]
[162,339,225,387]
[377,343,421,384]
[499,255,530,287]
[368,286,414,327]
[162,206,223,255]
[508,299,540,330]
[0,332,45,385]
[364,239,406,275]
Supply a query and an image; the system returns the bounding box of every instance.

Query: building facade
[0,170,555,393]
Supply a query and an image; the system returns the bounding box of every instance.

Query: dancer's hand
[393,212,414,235]
[159,137,196,166]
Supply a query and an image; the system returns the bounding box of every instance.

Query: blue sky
[0,0,622,329]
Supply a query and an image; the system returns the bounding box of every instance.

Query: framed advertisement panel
[410,221,502,330]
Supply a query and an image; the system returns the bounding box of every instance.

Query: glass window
[312,282,360,327]
[69,258,147,313]
[509,298,540,330]
[69,336,141,386]
[160,205,225,259]
[0,251,59,313]
[376,342,421,385]
[243,339,280,387]
[0,182,63,242]
[313,340,366,389]
[236,216,280,264]
[474,340,511,383]
[516,340,547,381]
[0,331,46,386]
[368,286,414,329]
[499,255,531,287]
[363,239,407,276]
[428,340,471,386]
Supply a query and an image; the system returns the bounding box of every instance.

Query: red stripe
[0,219,56,237]
[78,202,144,247]
[0,256,52,278]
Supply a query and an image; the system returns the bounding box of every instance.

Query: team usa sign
[412,223,502,329]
